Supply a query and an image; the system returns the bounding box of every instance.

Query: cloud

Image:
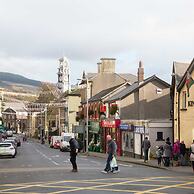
[0,0,194,84]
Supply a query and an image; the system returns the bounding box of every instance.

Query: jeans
[70,153,77,170]
[144,149,149,161]
[104,153,113,172]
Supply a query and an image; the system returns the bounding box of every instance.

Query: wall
[68,95,81,132]
[179,70,194,147]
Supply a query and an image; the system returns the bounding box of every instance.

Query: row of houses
[2,57,194,158]
[77,58,172,157]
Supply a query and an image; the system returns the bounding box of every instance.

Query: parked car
[53,140,61,149]
[50,136,62,148]
[0,142,16,158]
[6,130,13,137]
[7,136,21,147]
[60,133,74,152]
[4,139,17,150]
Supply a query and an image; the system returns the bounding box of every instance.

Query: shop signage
[89,121,100,134]
[134,126,148,134]
[119,124,132,131]
[101,120,115,128]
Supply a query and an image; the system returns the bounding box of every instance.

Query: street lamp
[78,74,89,153]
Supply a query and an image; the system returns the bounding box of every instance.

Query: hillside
[0,72,41,87]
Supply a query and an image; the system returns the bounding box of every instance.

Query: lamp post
[86,77,89,154]
[77,74,89,153]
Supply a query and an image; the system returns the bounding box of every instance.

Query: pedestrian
[180,141,186,166]
[190,139,194,173]
[163,137,172,167]
[156,146,163,166]
[48,135,51,145]
[101,135,118,173]
[142,137,151,163]
[173,139,180,165]
[69,137,79,172]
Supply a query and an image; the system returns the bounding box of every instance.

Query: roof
[3,107,16,114]
[173,62,190,86]
[177,58,194,91]
[105,75,170,103]
[82,84,123,104]
[86,73,137,83]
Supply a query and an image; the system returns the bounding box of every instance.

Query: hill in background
[0,72,41,88]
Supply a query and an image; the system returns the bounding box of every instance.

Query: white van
[60,133,75,152]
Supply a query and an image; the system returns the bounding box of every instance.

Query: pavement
[38,138,191,173]
[87,152,192,173]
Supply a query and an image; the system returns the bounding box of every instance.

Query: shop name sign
[134,126,148,134]
[119,124,132,131]
[101,120,115,128]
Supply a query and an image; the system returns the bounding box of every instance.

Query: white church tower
[57,57,70,93]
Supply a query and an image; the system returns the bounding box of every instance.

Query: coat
[163,141,172,158]
[142,139,151,151]
[69,138,79,155]
[190,144,194,162]
[107,140,117,155]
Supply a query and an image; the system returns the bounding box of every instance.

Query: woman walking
[190,140,194,172]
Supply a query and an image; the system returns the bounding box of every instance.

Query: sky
[0,0,194,84]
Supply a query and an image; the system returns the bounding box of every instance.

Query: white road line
[35,148,60,166]
[90,160,101,165]
[119,163,133,167]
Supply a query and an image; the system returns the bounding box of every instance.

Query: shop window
[156,132,164,141]
[182,91,187,109]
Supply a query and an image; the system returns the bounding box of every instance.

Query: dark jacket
[142,139,151,151]
[163,141,172,157]
[180,143,186,156]
[107,140,117,155]
[69,138,79,154]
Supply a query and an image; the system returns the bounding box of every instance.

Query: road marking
[90,160,101,165]
[35,148,60,166]
[119,163,133,167]
[135,181,194,194]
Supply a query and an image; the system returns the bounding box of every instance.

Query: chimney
[97,62,102,74]
[138,61,144,83]
[100,58,116,74]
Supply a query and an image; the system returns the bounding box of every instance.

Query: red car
[53,140,61,149]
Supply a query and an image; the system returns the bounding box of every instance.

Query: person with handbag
[190,140,194,172]
[101,135,117,173]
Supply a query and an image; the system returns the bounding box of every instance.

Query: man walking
[69,137,79,172]
[102,135,117,173]
[142,137,151,163]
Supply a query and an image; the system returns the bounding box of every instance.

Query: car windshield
[63,136,72,142]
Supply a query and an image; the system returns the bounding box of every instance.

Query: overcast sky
[0,0,194,84]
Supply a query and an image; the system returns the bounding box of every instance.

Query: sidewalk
[87,152,192,174]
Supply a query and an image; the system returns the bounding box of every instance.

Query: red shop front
[100,119,122,156]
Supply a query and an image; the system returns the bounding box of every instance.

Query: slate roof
[105,75,170,103]
[88,84,123,103]
[173,62,190,86]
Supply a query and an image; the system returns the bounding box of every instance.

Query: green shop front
[88,121,101,152]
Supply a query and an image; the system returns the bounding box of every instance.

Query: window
[125,134,129,147]
[156,88,162,94]
[156,132,164,141]
[182,91,187,109]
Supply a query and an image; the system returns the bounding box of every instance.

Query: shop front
[134,125,149,158]
[88,121,101,152]
[120,123,134,157]
[100,119,121,156]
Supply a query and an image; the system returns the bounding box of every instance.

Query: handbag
[110,156,118,168]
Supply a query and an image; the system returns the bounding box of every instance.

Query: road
[0,139,194,194]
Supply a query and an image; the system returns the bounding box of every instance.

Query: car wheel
[12,154,16,158]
